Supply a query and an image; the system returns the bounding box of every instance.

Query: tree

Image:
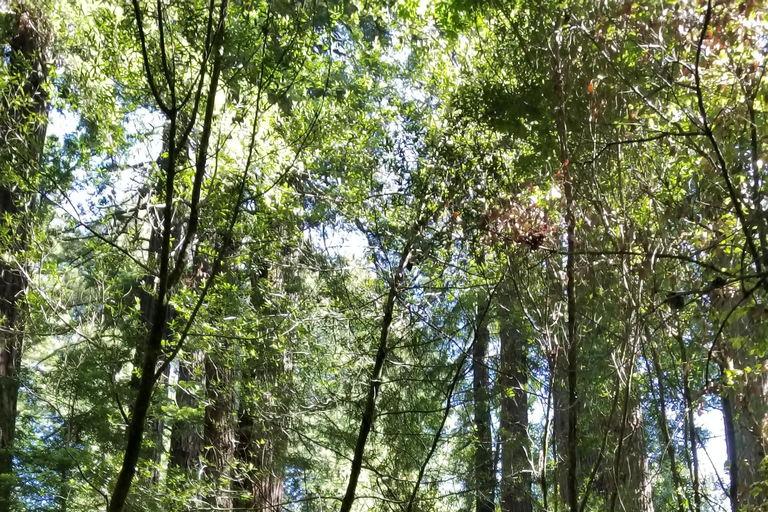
[0,2,49,508]
[499,280,531,512]
[6,0,768,511]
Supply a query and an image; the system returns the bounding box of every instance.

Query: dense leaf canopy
[1,0,767,512]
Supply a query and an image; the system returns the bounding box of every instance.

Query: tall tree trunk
[647,332,686,512]
[235,411,286,511]
[552,360,570,512]
[234,262,286,511]
[473,320,495,512]
[610,228,652,512]
[169,355,202,474]
[552,13,578,512]
[499,287,531,512]
[129,129,180,498]
[615,394,654,512]
[203,352,237,510]
[167,247,207,486]
[721,341,768,510]
[0,5,48,509]
[137,200,172,490]
[108,1,228,508]
[676,315,701,512]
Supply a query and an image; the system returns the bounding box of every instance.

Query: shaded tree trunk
[167,246,208,486]
[721,344,768,510]
[339,227,417,512]
[647,332,686,512]
[499,288,531,512]
[234,263,286,511]
[552,14,578,512]
[473,321,495,512]
[675,317,701,512]
[107,0,229,508]
[0,4,48,509]
[553,364,570,512]
[169,356,203,474]
[128,130,180,497]
[614,395,654,512]
[234,411,286,511]
[203,352,237,510]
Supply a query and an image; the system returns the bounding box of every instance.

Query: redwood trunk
[235,411,286,511]
[499,290,531,512]
[615,395,654,512]
[204,353,237,509]
[169,356,203,473]
[0,5,48,509]
[473,321,495,512]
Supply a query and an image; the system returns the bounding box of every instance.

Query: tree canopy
[1,0,767,511]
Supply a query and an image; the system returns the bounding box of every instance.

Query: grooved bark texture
[615,396,654,512]
[0,5,48,509]
[204,353,237,509]
[169,355,203,473]
[235,411,286,511]
[473,322,495,512]
[499,291,531,512]
[722,338,768,509]
[232,258,288,511]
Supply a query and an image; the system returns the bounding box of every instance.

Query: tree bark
[721,343,768,510]
[135,154,176,490]
[552,17,579,512]
[234,262,287,511]
[0,5,48,509]
[168,355,203,474]
[614,394,654,512]
[676,317,701,512]
[647,334,685,512]
[234,411,286,511]
[499,287,531,512]
[203,352,237,509]
[473,321,495,512]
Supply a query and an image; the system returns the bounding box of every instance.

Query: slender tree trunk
[647,334,686,512]
[137,191,174,490]
[675,315,701,512]
[108,1,228,508]
[167,247,208,484]
[0,5,48,509]
[499,287,531,512]
[552,15,578,512]
[721,388,739,512]
[553,361,570,512]
[473,320,495,512]
[339,230,416,512]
